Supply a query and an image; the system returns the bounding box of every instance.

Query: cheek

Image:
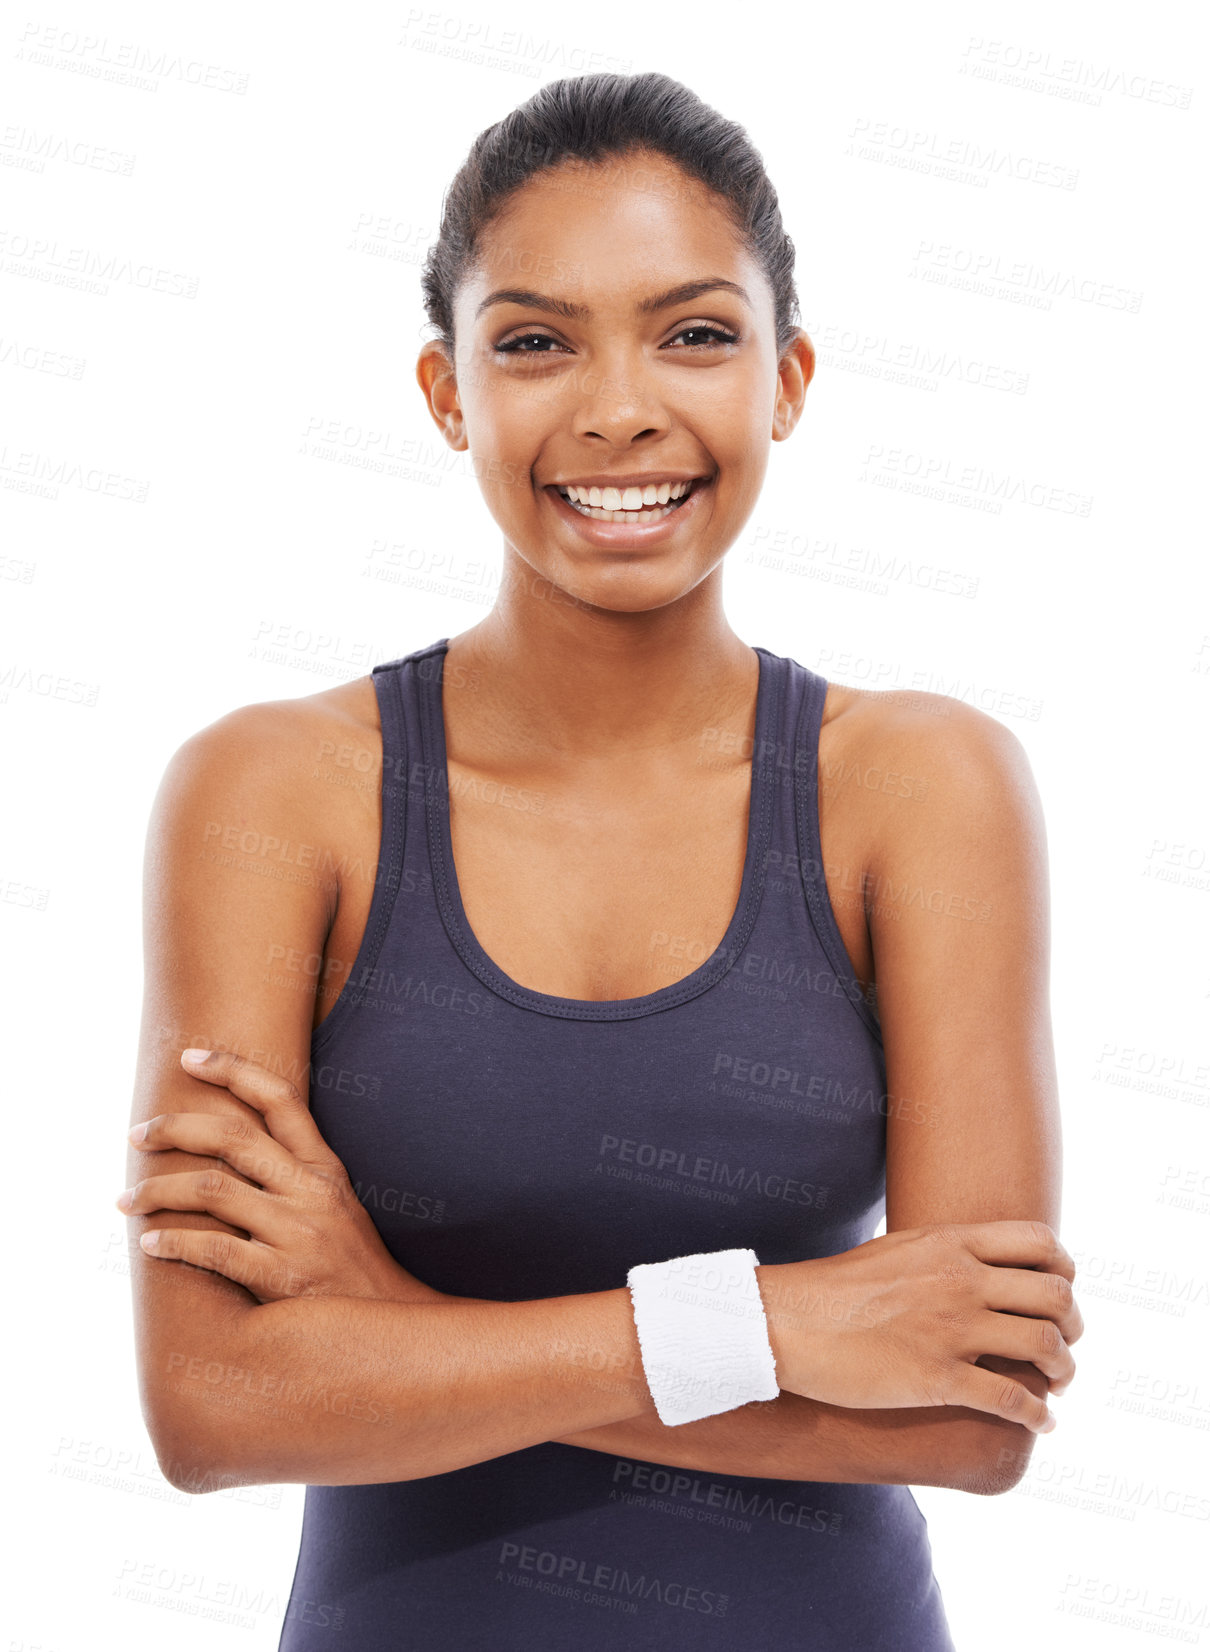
[710,381,773,433]
[471,402,546,491]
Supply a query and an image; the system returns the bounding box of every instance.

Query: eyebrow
[473,278,753,322]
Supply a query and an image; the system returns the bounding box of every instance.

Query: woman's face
[419,149,813,616]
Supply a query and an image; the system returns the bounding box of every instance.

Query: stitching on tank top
[423,646,780,1022]
[792,664,884,1046]
[310,660,410,1054]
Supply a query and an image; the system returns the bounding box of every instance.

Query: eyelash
[493,323,740,356]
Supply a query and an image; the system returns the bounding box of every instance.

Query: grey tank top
[278,637,956,1650]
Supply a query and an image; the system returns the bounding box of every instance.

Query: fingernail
[115,1189,134,1211]
[127,1122,147,1144]
[1040,1412,1057,1433]
[140,1230,160,1251]
[182,1048,212,1064]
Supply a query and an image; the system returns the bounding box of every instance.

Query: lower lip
[544,478,712,547]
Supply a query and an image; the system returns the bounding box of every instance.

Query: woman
[119,72,1082,1650]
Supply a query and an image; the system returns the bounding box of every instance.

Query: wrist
[370,1258,448,1305]
[755,1261,819,1396]
[753,1264,788,1380]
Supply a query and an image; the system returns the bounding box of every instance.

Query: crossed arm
[124,689,1066,1496]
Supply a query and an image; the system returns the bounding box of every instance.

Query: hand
[118,1048,446,1306]
[755,1220,1083,1435]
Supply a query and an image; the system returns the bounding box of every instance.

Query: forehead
[461,152,756,308]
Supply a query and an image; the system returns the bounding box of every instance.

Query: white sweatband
[626,1248,780,1427]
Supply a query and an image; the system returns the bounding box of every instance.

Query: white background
[3,0,1208,1646]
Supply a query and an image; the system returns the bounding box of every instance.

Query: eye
[493,332,568,355]
[668,324,740,349]
[492,323,741,356]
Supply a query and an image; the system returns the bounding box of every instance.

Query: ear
[416,339,468,450]
[772,330,815,442]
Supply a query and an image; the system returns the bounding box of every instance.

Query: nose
[569,351,673,447]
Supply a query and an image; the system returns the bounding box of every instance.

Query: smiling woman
[414,129,805,597]
[123,70,1080,1652]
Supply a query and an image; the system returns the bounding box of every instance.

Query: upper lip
[547,473,711,491]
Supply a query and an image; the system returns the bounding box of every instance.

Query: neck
[441,552,759,762]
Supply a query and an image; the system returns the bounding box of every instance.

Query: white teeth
[562,478,694,509]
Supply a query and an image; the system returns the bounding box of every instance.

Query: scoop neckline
[419,638,778,1022]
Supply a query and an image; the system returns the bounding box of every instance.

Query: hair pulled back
[420,71,801,359]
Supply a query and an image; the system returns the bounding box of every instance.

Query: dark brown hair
[420,71,800,358]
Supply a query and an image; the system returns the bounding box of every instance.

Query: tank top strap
[370,654,410,762]
[368,635,451,886]
[310,643,440,1053]
[774,651,883,1044]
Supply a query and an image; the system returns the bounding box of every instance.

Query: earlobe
[415,341,467,449]
[770,330,813,440]
[771,390,803,443]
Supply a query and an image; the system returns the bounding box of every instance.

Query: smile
[554,477,706,524]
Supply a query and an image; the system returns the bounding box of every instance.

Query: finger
[955,1220,1076,1285]
[941,1360,1057,1435]
[139,1224,305,1301]
[132,1111,304,1196]
[180,1048,336,1165]
[980,1262,1085,1347]
[972,1309,1077,1390]
[120,1169,291,1246]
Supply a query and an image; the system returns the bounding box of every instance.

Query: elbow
[151,1413,276,1497]
[152,1429,225,1496]
[146,1395,261,1495]
[139,1320,269,1495]
[948,1354,1049,1495]
[951,1422,1037,1496]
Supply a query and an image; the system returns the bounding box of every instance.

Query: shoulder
[149,676,383,904]
[820,681,1045,877]
[825,679,1035,784]
[162,675,381,790]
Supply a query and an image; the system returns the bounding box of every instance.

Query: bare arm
[869,696,1066,1491]
[157,1285,664,1490]
[548,1382,997,1491]
[131,689,1064,1496]
[549,693,1063,1495]
[130,699,672,1492]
